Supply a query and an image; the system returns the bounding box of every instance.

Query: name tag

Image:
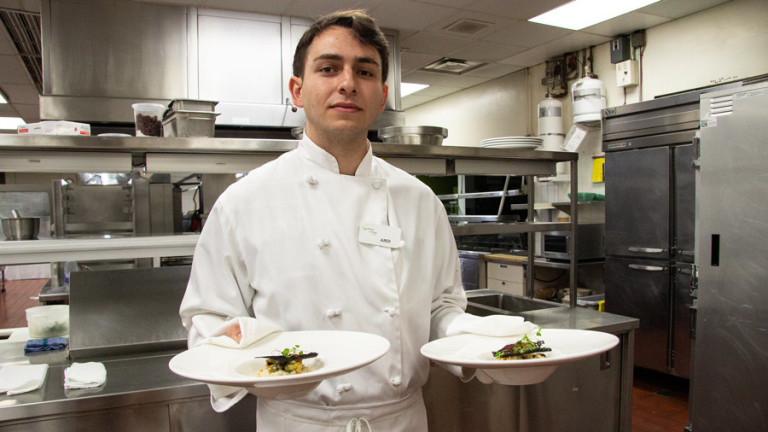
[358,223,402,248]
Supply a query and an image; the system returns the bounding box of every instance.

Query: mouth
[330,102,361,113]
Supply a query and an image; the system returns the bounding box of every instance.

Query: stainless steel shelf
[0,234,199,265]
[450,221,571,236]
[437,189,525,200]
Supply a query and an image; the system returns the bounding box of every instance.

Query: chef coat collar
[298,137,373,177]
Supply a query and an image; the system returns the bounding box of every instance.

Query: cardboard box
[17,121,91,136]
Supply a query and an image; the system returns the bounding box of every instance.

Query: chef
[180,9,471,431]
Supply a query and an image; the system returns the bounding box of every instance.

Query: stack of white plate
[480,136,543,149]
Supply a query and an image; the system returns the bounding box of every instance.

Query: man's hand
[226,322,242,343]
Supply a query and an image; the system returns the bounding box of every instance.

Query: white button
[325,308,342,319]
[336,383,352,394]
[371,179,383,189]
[316,238,330,249]
[383,307,398,317]
[306,175,319,185]
[390,376,402,386]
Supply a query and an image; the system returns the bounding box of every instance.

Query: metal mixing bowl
[378,126,448,146]
[2,217,40,240]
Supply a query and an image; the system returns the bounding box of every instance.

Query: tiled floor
[632,367,690,432]
[0,278,46,329]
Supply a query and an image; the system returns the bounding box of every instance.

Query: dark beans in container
[136,113,162,136]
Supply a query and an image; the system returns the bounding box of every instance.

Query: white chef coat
[180,137,467,430]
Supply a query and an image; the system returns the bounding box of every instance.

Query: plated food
[493,333,552,360]
[256,345,319,377]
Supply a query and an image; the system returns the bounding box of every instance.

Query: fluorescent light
[0,117,25,130]
[401,82,429,97]
[0,93,6,104]
[529,0,661,30]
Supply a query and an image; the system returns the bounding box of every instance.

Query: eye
[358,68,377,78]
[319,65,336,74]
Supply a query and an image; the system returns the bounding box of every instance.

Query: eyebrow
[312,53,380,68]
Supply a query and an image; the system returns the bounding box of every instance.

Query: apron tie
[346,417,372,432]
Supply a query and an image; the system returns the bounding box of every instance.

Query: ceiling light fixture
[529,0,661,30]
[401,82,429,97]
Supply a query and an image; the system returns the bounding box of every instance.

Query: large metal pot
[2,210,40,240]
[378,126,448,146]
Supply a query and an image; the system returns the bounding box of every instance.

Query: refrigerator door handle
[628,263,667,272]
[627,246,666,254]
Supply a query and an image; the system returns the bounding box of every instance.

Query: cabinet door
[605,147,670,259]
[605,257,670,373]
[673,144,696,262]
[198,13,283,105]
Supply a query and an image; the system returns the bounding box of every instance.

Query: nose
[338,67,357,95]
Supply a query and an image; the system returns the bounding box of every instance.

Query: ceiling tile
[369,0,456,31]
[462,0,570,20]
[482,20,570,48]
[422,9,516,39]
[21,0,42,13]
[435,73,492,88]
[401,69,456,86]
[0,54,33,84]
[10,103,38,121]
[400,51,442,74]
[640,0,731,19]
[401,94,436,110]
[401,31,475,56]
[412,84,465,98]
[199,0,292,14]
[1,83,39,105]
[464,62,523,78]
[414,0,474,8]
[447,39,527,63]
[582,11,670,37]
[499,31,611,66]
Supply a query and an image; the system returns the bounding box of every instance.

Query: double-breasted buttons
[325,308,342,319]
[371,179,384,190]
[306,175,319,185]
[316,238,330,249]
[383,307,399,318]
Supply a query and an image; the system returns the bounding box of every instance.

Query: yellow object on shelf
[592,157,605,182]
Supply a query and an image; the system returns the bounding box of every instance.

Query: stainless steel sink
[466,290,564,316]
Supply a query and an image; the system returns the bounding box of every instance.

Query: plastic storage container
[26,305,69,338]
[132,103,165,137]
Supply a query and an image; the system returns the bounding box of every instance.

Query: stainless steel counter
[0,304,637,431]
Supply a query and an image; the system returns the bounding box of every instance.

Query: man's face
[289,26,388,141]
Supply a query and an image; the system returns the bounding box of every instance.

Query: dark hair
[292,10,390,83]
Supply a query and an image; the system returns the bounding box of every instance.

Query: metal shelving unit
[0,134,580,306]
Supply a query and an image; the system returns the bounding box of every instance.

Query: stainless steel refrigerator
[602,93,699,379]
[688,81,768,431]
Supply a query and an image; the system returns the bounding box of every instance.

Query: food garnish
[256,345,318,375]
[493,329,551,360]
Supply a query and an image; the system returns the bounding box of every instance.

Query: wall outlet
[616,60,639,87]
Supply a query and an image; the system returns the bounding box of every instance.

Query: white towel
[64,362,107,389]
[0,364,48,395]
[202,317,281,349]
[446,314,539,337]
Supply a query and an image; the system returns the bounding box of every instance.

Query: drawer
[486,261,523,281]
[487,278,524,296]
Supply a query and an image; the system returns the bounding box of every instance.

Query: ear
[379,84,388,113]
[289,76,304,108]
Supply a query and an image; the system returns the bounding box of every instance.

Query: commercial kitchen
[0,0,766,431]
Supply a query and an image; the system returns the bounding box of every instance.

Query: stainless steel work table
[0,303,637,432]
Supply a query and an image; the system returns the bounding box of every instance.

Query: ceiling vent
[421,57,485,75]
[0,9,42,92]
[443,18,492,35]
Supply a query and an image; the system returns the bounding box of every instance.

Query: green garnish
[281,345,304,358]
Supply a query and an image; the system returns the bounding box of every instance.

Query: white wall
[405,0,768,204]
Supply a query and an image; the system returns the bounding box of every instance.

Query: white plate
[480,143,540,149]
[420,329,619,385]
[169,330,390,399]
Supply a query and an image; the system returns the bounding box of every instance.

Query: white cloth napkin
[195,317,282,412]
[446,314,539,337]
[0,364,48,395]
[64,362,106,389]
[201,316,281,349]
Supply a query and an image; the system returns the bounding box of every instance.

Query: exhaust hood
[39,0,404,132]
